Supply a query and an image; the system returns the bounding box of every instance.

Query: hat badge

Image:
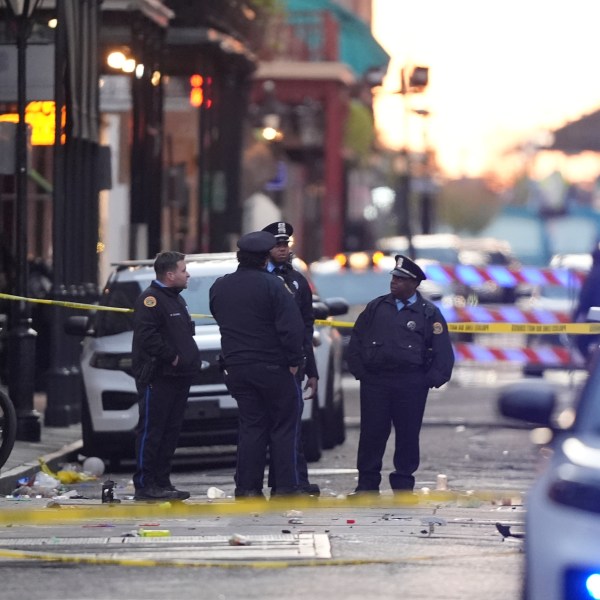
[277,222,286,235]
[395,256,404,270]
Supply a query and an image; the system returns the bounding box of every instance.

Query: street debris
[420,516,447,536]
[229,533,251,546]
[495,522,525,540]
[207,486,226,499]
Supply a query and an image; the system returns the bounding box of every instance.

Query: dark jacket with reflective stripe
[132,281,200,382]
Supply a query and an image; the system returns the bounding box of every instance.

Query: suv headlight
[90,352,133,373]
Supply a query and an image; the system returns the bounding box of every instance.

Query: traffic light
[189,75,212,108]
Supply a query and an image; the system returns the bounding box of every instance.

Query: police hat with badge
[390,254,427,281]
[262,221,293,243]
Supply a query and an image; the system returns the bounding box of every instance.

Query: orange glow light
[0,101,65,145]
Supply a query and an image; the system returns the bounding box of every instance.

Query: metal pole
[7,7,42,441]
[395,67,414,259]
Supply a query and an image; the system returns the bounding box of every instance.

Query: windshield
[95,272,223,336]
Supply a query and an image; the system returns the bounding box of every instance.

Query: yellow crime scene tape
[1,292,599,334]
[0,490,521,526]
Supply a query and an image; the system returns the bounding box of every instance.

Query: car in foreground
[66,253,349,467]
[498,349,600,600]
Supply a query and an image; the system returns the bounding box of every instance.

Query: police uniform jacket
[347,291,454,388]
[132,281,201,382]
[270,261,318,379]
[209,265,305,368]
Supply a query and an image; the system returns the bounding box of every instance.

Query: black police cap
[262,221,294,242]
[237,231,277,253]
[390,254,427,280]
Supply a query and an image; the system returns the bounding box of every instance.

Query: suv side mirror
[498,380,557,426]
[64,315,94,337]
[312,301,330,320]
[324,297,349,317]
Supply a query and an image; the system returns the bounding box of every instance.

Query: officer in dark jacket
[209,231,306,498]
[347,254,454,494]
[262,221,320,496]
[132,251,201,501]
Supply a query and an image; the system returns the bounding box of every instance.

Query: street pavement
[0,364,527,496]
[0,366,582,599]
[1,364,585,497]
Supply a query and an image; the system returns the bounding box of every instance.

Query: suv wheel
[302,395,322,462]
[321,359,346,449]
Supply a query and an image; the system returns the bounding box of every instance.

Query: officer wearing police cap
[261,221,320,496]
[209,231,306,498]
[346,254,454,496]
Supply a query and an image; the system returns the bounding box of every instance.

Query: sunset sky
[371,0,600,181]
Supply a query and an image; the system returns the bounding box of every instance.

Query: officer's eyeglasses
[275,241,289,247]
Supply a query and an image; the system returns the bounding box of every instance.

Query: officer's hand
[289,365,299,375]
[303,376,318,400]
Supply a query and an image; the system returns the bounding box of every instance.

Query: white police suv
[66,253,349,467]
[499,355,600,600]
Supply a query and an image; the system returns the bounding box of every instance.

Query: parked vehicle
[519,253,591,375]
[498,351,600,600]
[65,253,349,467]
[458,237,523,304]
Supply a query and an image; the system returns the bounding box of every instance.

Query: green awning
[283,0,390,78]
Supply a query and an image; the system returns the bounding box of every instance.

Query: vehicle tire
[302,395,322,462]
[321,359,346,449]
[332,391,346,446]
[81,389,97,457]
[0,387,17,469]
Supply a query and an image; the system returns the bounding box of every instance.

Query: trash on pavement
[101,480,121,504]
[207,486,226,499]
[229,533,251,546]
[420,516,447,536]
[138,529,171,537]
[39,458,97,485]
[82,456,105,477]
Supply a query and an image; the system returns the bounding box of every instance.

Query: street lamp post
[3,0,42,441]
[394,65,429,258]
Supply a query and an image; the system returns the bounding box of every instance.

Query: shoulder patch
[432,322,444,335]
[144,296,157,308]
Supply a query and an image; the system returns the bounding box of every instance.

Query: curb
[0,439,83,497]
[344,416,531,429]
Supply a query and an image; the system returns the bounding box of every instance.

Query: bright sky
[372,0,600,181]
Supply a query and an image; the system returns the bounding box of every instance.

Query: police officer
[573,243,600,362]
[262,221,320,496]
[132,251,201,501]
[347,254,455,495]
[209,231,306,499]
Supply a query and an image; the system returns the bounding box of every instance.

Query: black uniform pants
[356,371,428,491]
[268,369,310,489]
[133,375,191,490]
[225,363,302,493]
